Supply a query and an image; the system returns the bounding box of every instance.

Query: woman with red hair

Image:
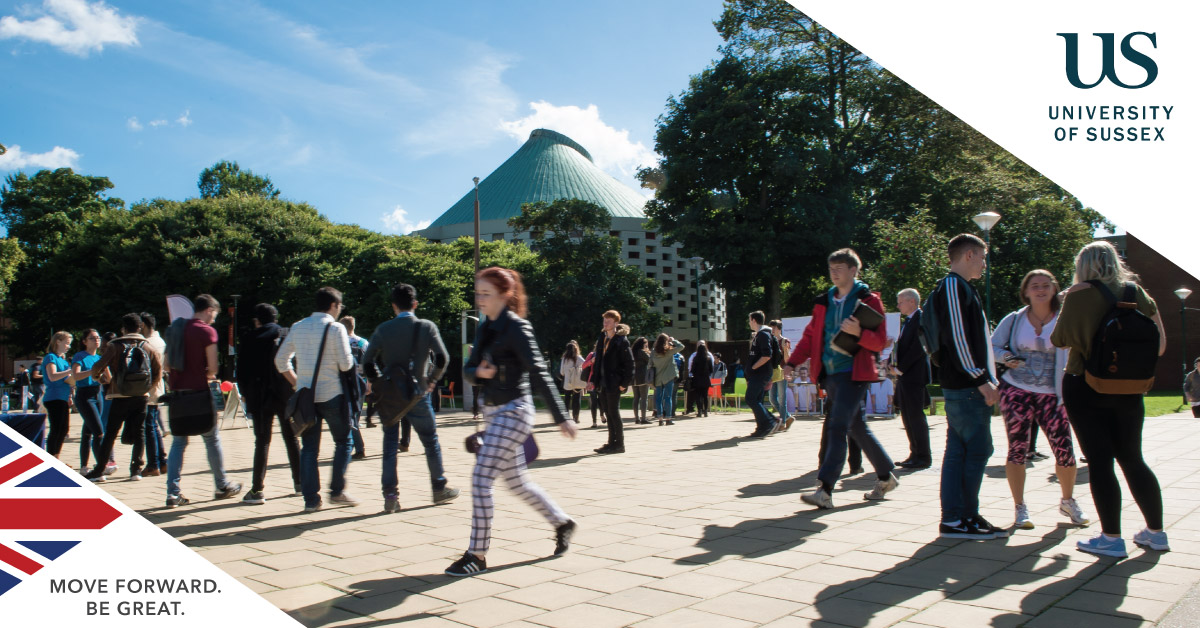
[446,267,579,577]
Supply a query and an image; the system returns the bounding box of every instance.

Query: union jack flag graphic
[0,426,121,596]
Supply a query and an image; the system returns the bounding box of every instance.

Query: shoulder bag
[286,322,331,437]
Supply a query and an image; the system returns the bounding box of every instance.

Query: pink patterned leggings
[998,381,1076,467]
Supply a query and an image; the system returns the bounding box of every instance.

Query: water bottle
[2,392,10,413]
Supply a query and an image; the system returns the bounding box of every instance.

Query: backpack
[563,358,584,391]
[769,333,784,368]
[349,337,367,370]
[1083,281,1159,394]
[113,340,154,396]
[267,327,295,401]
[918,278,946,366]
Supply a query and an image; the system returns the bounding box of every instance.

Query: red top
[788,291,888,383]
[169,319,218,391]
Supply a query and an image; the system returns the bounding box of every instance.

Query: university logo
[0,428,121,595]
[1057,32,1158,89]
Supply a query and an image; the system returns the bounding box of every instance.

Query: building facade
[417,129,727,341]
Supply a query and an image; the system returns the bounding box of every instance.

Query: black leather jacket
[464,307,569,424]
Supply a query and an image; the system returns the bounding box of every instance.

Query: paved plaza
[87,403,1200,627]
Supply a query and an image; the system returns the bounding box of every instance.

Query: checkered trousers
[469,396,568,556]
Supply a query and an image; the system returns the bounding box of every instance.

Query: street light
[472,177,481,275]
[1176,287,1193,405]
[973,211,1001,322]
[230,294,241,379]
[689,256,704,341]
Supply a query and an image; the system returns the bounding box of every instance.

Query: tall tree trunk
[766,276,782,321]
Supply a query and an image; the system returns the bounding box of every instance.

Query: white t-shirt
[1002,314,1058,396]
[866,378,894,414]
[790,379,818,412]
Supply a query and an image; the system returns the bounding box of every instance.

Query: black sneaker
[554,519,577,556]
[214,482,243,500]
[969,515,1009,538]
[445,552,487,577]
[166,494,190,509]
[595,445,625,455]
[939,520,995,540]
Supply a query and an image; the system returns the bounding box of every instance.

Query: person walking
[275,287,357,513]
[1052,241,1169,558]
[993,270,1089,530]
[445,267,577,577]
[789,249,897,508]
[928,235,1005,539]
[363,283,459,514]
[164,295,242,507]
[236,303,302,504]
[41,331,75,459]
[745,311,780,438]
[651,334,684,425]
[892,289,932,469]
[688,341,714,418]
[631,337,652,423]
[559,341,586,423]
[83,313,163,482]
[589,310,634,455]
[139,313,168,477]
[769,321,793,431]
[71,329,104,472]
[1185,357,1200,418]
[341,316,368,461]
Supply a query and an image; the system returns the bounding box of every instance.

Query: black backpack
[918,278,947,367]
[268,328,295,401]
[113,340,154,396]
[1084,281,1159,394]
[769,332,784,368]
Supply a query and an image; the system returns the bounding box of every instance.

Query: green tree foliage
[860,209,948,309]
[509,198,667,356]
[0,238,25,302]
[197,160,280,200]
[0,168,124,256]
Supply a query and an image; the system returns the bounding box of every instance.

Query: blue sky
[0,0,726,233]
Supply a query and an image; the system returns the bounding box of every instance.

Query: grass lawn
[1145,391,1190,417]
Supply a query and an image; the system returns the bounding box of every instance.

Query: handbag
[286,322,331,437]
[366,321,422,427]
[465,426,539,463]
[166,389,216,436]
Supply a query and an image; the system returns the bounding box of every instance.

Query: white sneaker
[1059,498,1091,526]
[801,486,834,509]
[1014,503,1034,529]
[863,473,899,501]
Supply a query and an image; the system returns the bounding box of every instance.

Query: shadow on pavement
[673,500,874,565]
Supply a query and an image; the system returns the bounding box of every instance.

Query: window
[645,245,656,254]
[678,261,687,268]
[628,251,640,259]
[610,231,621,237]
[628,238,639,246]
[677,274,686,281]
[647,272,655,279]
[663,280,672,287]
[492,233,504,240]
[645,231,657,240]
[678,314,687,321]
[662,252,672,261]
[677,287,686,294]
[678,301,687,307]
[664,306,673,314]
[647,259,656,266]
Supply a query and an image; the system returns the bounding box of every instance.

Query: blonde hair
[1072,241,1138,289]
[46,331,72,355]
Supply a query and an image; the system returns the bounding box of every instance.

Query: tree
[0,168,124,256]
[860,209,948,307]
[197,160,280,199]
[508,199,667,355]
[0,238,25,302]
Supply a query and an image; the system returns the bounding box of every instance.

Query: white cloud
[500,101,660,180]
[0,0,139,57]
[148,118,167,128]
[0,144,80,170]
[176,109,192,127]
[126,116,142,131]
[381,205,431,235]
[403,48,519,155]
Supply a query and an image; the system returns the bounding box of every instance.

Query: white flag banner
[787,1,1200,279]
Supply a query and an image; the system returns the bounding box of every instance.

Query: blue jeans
[167,422,230,497]
[381,395,446,495]
[940,387,994,523]
[745,374,777,434]
[817,372,893,488]
[144,405,166,470]
[770,379,791,420]
[349,399,365,457]
[75,386,104,468]
[301,395,352,506]
[655,382,677,417]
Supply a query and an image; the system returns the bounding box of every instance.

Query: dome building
[417,129,726,341]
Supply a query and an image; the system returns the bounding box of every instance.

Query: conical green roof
[427,129,649,228]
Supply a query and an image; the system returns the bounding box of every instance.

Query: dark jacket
[589,324,634,393]
[689,352,713,389]
[633,351,651,386]
[747,327,775,380]
[931,272,996,390]
[464,307,569,424]
[787,287,888,384]
[894,309,931,386]
[363,314,448,392]
[237,323,291,408]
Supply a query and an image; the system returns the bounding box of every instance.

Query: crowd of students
[24,235,1177,576]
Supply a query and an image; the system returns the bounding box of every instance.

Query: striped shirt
[275,313,353,403]
[943,274,998,385]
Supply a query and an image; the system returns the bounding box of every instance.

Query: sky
[0,0,727,234]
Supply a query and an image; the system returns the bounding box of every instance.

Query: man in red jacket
[788,249,899,509]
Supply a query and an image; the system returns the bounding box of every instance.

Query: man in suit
[892,288,932,469]
[588,310,634,454]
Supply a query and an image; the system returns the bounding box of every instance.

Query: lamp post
[972,211,1001,322]
[689,257,704,342]
[472,177,481,275]
[1176,287,1193,405]
[230,294,241,379]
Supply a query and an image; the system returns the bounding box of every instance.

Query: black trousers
[250,396,301,493]
[599,390,624,447]
[689,384,710,415]
[94,396,146,474]
[897,379,931,464]
[564,390,582,421]
[44,399,70,456]
[1063,374,1163,535]
[589,390,606,423]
